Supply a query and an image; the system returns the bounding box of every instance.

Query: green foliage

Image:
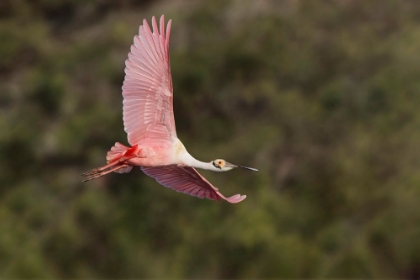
[2,0,420,278]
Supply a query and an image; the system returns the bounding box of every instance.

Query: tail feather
[107,142,130,162]
[82,142,135,182]
[115,165,133,174]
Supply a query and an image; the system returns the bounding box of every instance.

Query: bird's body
[115,139,198,168]
[82,15,257,203]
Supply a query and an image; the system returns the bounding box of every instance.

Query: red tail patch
[105,142,137,174]
[107,142,128,162]
[106,142,138,162]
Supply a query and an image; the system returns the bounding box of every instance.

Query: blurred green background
[2,0,420,278]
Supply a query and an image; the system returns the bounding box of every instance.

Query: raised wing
[141,165,246,203]
[122,15,176,145]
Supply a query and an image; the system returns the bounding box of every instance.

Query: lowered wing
[141,165,246,203]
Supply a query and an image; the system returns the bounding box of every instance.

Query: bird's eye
[218,161,222,165]
[212,161,221,169]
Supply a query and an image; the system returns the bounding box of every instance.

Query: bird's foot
[81,164,129,182]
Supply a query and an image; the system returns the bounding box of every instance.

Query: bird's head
[211,159,258,172]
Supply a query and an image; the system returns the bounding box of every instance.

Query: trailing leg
[82,164,130,182]
[82,142,137,182]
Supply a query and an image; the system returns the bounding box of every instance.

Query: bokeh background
[2,0,420,278]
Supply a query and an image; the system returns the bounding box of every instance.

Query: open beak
[226,162,258,172]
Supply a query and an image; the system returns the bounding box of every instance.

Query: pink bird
[82,15,258,203]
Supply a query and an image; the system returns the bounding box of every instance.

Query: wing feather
[141,165,246,203]
[122,15,176,145]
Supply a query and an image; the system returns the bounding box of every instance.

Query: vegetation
[2,0,420,278]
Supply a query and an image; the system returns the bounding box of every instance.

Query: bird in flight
[82,15,257,203]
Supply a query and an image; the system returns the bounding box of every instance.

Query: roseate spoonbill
[82,15,257,203]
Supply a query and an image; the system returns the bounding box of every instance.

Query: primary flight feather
[82,15,258,203]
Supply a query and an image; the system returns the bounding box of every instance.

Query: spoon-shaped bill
[225,161,258,171]
[226,162,258,172]
[238,165,258,172]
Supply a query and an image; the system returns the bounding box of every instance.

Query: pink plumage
[82,15,258,203]
[123,16,176,145]
[142,165,246,203]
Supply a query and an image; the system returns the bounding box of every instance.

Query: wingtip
[141,15,171,41]
[152,16,159,34]
[225,194,246,204]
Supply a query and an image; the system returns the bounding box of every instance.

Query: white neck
[176,140,221,172]
[189,157,219,171]
[174,138,222,172]
[178,149,221,172]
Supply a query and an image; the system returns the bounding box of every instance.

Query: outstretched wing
[141,165,246,203]
[122,15,176,145]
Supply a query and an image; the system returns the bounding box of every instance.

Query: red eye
[218,161,222,165]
